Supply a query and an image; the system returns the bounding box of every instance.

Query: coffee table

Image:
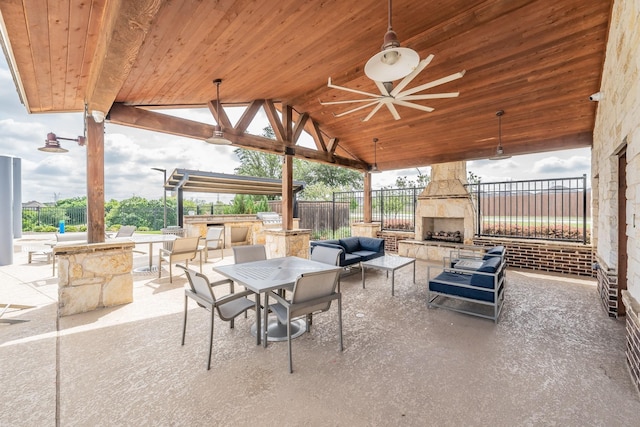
[361,255,416,296]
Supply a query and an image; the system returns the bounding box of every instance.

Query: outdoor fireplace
[415,162,475,245]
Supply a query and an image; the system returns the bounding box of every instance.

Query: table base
[132,265,160,274]
[250,318,306,342]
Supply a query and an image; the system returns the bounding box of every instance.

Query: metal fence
[21,177,590,243]
[466,175,590,243]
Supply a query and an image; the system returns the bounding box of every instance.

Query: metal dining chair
[310,245,344,291]
[232,244,266,264]
[264,268,343,373]
[177,265,256,370]
[203,227,224,262]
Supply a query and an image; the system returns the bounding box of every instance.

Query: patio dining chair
[158,236,202,283]
[114,225,136,238]
[177,265,256,370]
[264,268,342,373]
[232,244,266,264]
[310,245,344,291]
[203,227,224,262]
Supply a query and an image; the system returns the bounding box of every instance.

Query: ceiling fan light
[370,164,382,173]
[365,47,420,82]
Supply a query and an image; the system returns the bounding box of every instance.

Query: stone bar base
[265,229,311,259]
[351,222,381,238]
[622,291,640,396]
[55,241,135,317]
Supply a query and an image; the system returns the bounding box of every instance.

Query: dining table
[213,256,341,346]
[128,234,178,272]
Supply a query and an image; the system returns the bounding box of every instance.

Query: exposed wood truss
[108,102,368,170]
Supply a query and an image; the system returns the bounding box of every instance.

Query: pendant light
[370,138,382,173]
[490,110,511,160]
[364,0,420,82]
[205,79,232,145]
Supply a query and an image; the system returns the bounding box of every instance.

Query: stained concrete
[1,238,639,426]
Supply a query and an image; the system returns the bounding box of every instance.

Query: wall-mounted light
[38,132,86,153]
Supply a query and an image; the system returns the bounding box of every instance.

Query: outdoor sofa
[309,236,385,267]
[427,255,506,323]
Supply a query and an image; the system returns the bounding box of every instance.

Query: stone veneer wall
[622,291,640,395]
[265,229,311,259]
[592,5,640,395]
[55,242,134,317]
[474,238,594,277]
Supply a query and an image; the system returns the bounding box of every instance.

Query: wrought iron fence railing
[466,175,590,243]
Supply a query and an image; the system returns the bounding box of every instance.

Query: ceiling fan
[319,0,465,121]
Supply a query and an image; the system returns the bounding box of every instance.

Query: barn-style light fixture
[370,138,382,173]
[490,110,511,160]
[38,132,86,153]
[205,79,233,145]
[364,0,420,82]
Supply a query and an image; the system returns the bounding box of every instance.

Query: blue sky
[0,54,590,204]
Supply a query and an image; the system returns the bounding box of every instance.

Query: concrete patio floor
[1,235,639,426]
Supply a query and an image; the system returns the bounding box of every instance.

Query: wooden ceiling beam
[292,112,309,145]
[85,0,162,117]
[206,100,234,130]
[263,100,286,141]
[108,103,367,170]
[234,99,264,133]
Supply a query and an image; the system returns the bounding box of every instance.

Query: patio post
[86,116,105,243]
[364,171,372,223]
[282,148,294,230]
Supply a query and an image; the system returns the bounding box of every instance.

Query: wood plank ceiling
[0,0,612,171]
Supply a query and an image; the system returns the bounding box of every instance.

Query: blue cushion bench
[428,256,506,322]
[310,237,384,267]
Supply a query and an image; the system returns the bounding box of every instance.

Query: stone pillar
[55,241,135,316]
[351,222,381,238]
[265,229,311,259]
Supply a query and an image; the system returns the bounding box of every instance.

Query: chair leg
[158,257,162,279]
[208,309,215,370]
[338,294,343,352]
[169,262,173,284]
[182,295,188,345]
[287,313,293,374]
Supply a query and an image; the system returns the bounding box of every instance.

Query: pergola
[165,169,305,225]
[0,0,612,242]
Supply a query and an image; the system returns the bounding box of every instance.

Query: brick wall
[472,238,594,277]
[622,291,640,395]
[595,255,618,318]
[377,231,414,253]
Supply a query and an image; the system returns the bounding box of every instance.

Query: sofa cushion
[339,237,361,253]
[358,237,385,253]
[470,257,502,289]
[476,256,501,273]
[429,272,495,302]
[483,245,505,260]
[352,250,380,262]
[343,253,362,266]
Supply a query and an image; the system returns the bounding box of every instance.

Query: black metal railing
[466,175,590,243]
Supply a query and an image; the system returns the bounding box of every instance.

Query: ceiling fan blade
[385,103,401,120]
[374,80,390,96]
[320,98,382,105]
[327,77,381,99]
[392,100,435,113]
[390,54,434,97]
[333,100,381,118]
[398,70,466,97]
[362,102,385,122]
[398,92,460,101]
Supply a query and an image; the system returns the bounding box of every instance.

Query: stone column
[265,229,311,258]
[351,222,381,238]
